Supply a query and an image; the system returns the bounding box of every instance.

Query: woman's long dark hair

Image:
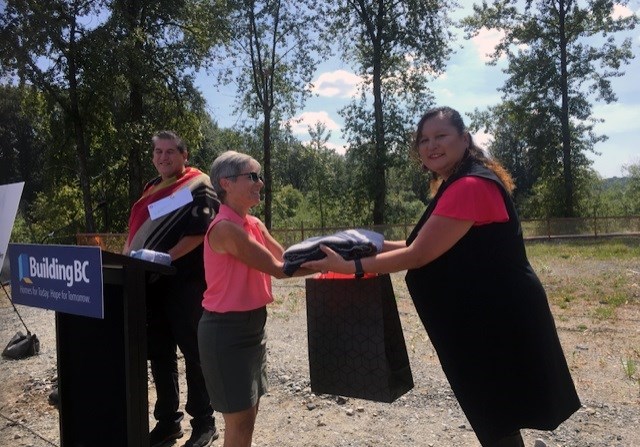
[411,106,515,196]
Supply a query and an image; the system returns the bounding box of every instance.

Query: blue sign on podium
[9,243,104,319]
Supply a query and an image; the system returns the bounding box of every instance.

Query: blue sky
[197,1,640,179]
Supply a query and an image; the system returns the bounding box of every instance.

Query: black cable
[1,281,31,334]
[0,411,58,447]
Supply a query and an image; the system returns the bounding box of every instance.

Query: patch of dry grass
[527,236,640,322]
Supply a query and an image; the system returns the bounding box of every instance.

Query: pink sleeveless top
[202,204,273,313]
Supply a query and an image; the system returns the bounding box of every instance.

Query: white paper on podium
[0,181,25,269]
[147,187,193,220]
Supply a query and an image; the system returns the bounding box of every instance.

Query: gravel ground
[1,266,639,447]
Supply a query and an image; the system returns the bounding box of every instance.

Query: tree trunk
[70,99,96,232]
[124,0,145,205]
[68,15,96,232]
[559,0,574,217]
[263,108,272,229]
[372,35,386,225]
[128,83,144,205]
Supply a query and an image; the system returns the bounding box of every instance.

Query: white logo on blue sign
[19,254,90,287]
[9,244,104,319]
[18,253,33,284]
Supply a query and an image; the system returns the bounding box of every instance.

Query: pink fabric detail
[202,205,273,313]
[126,166,203,245]
[433,176,509,226]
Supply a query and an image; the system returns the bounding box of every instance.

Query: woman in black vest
[302,106,580,447]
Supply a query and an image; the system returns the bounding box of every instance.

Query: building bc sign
[9,244,104,319]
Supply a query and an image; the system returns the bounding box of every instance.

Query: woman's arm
[256,220,285,260]
[381,240,406,252]
[254,221,316,277]
[209,221,311,279]
[301,215,473,275]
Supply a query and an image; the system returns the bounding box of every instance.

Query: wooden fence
[76,215,640,252]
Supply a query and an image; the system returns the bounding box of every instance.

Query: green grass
[620,356,640,395]
[526,236,640,260]
[526,236,640,321]
[270,286,306,320]
[269,237,639,324]
[621,358,638,379]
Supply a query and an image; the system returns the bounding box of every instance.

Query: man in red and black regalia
[123,131,220,447]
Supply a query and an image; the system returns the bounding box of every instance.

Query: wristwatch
[354,258,364,279]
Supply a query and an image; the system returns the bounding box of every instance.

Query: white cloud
[592,102,640,134]
[310,70,362,98]
[285,111,341,135]
[611,4,634,19]
[473,130,493,150]
[325,141,347,154]
[437,88,455,99]
[470,27,506,62]
[301,140,348,155]
[431,44,507,113]
[588,141,638,178]
[577,102,640,177]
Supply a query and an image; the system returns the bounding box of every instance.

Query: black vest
[403,158,580,443]
[405,158,529,307]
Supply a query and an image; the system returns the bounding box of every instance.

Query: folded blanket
[283,229,384,276]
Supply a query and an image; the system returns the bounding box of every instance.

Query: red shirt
[433,176,509,226]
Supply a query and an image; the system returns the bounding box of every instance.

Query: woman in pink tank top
[198,150,310,447]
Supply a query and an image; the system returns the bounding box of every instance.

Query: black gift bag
[305,273,414,403]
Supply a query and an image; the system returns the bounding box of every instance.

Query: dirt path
[1,267,639,447]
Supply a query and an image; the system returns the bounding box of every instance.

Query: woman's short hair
[209,151,259,203]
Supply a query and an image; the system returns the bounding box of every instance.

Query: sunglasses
[225,172,264,183]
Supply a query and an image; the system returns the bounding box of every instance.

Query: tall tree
[469,100,601,217]
[464,0,638,217]
[0,85,47,203]
[469,100,560,207]
[217,0,328,228]
[105,0,231,204]
[326,0,456,224]
[1,0,107,231]
[622,161,640,214]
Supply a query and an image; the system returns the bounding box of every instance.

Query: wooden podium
[56,251,174,447]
